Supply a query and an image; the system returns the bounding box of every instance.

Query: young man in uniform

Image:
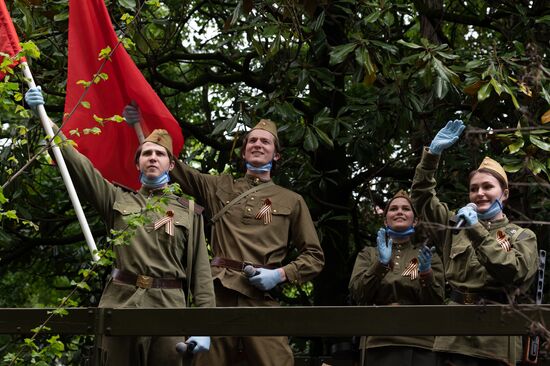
[124,104,325,366]
[26,88,215,366]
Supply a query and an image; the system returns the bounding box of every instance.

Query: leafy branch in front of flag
[4,187,179,366]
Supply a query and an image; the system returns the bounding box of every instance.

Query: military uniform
[349,237,445,366]
[58,130,215,366]
[170,160,325,366]
[411,148,538,365]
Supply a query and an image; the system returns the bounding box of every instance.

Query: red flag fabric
[0,0,25,79]
[64,0,184,190]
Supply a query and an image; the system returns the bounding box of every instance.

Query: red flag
[63,0,184,190]
[0,0,25,79]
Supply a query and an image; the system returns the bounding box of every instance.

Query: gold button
[395,262,399,266]
[396,255,400,259]
[273,209,277,213]
[247,208,251,212]
[251,197,255,200]
[226,200,230,204]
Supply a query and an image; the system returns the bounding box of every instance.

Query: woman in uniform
[411,119,538,366]
[349,190,445,366]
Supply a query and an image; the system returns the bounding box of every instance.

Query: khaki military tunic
[411,148,538,365]
[349,238,444,364]
[171,160,324,365]
[58,133,215,365]
[171,161,324,297]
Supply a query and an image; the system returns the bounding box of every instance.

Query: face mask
[140,171,170,189]
[246,161,272,173]
[477,195,504,220]
[386,226,415,239]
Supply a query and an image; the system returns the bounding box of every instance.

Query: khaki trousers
[193,282,294,366]
[99,335,185,366]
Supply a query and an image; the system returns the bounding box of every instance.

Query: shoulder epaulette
[112,181,137,193]
[177,197,205,215]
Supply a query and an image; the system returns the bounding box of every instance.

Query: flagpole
[21,62,100,262]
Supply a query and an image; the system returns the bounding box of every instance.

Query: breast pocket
[112,200,143,230]
[242,201,291,225]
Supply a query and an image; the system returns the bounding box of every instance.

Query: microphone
[175,340,196,355]
[452,203,477,235]
[243,265,259,278]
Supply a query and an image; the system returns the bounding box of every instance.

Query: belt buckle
[136,275,153,289]
[464,292,477,305]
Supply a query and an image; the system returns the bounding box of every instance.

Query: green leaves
[329,42,357,65]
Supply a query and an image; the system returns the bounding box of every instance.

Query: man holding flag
[27,85,215,365]
[3,0,217,363]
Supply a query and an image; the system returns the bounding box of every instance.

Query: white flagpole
[21,62,100,262]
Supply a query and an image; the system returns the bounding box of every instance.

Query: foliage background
[0,0,549,363]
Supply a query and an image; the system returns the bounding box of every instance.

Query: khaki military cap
[478,156,508,187]
[144,129,173,154]
[384,189,416,216]
[252,119,278,140]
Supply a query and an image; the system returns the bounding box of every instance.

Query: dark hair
[134,143,174,165]
[240,130,281,175]
[383,195,417,218]
[468,168,508,190]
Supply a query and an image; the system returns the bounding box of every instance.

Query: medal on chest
[255,198,272,224]
[154,210,175,236]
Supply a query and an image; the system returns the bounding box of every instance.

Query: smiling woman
[349,190,445,366]
[411,120,538,366]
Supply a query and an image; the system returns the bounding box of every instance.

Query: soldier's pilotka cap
[478,156,508,187]
[252,119,278,140]
[384,189,416,216]
[144,129,173,154]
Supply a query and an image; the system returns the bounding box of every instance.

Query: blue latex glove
[457,204,478,226]
[25,87,44,109]
[376,228,392,265]
[429,119,465,154]
[186,336,210,354]
[418,246,432,273]
[248,268,283,291]
[122,103,140,125]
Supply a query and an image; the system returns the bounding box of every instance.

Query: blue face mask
[477,195,504,220]
[246,161,272,173]
[386,226,415,239]
[140,171,170,189]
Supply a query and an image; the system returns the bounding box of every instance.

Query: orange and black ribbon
[154,210,175,236]
[255,198,272,224]
[402,258,419,280]
[496,230,512,252]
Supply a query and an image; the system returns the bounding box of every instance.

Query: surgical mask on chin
[477,197,503,220]
[246,161,272,173]
[386,226,415,239]
[140,171,170,189]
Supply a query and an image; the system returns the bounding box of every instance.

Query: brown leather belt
[111,268,183,289]
[449,288,508,305]
[210,256,277,271]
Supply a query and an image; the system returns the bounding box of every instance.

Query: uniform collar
[245,174,271,186]
[480,215,509,230]
[139,185,169,197]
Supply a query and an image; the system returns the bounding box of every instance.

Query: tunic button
[396,255,400,259]
[251,197,255,200]
[226,200,230,204]
[273,209,277,213]
[247,208,251,212]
